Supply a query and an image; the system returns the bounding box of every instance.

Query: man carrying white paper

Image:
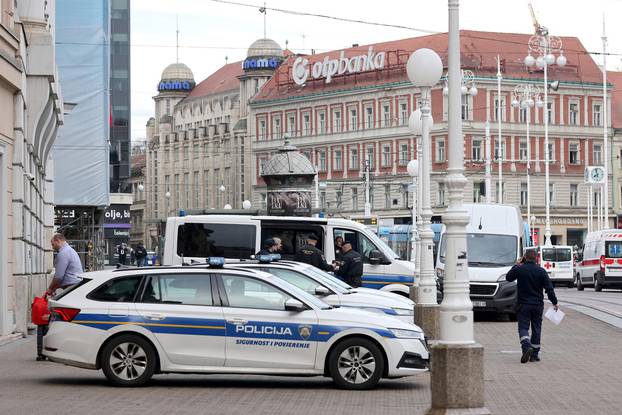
[506,249,559,363]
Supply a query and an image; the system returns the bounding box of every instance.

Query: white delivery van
[525,245,574,288]
[576,229,622,292]
[436,204,526,318]
[163,215,416,296]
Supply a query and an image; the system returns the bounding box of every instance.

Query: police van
[525,245,574,288]
[576,229,622,291]
[436,204,526,318]
[163,215,416,296]
[43,260,428,389]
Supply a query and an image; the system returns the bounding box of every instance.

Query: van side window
[261,227,323,259]
[177,223,256,259]
[334,228,378,263]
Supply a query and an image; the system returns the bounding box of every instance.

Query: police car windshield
[302,266,352,293]
[265,275,333,309]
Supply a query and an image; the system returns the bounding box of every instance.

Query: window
[303,113,311,135]
[519,106,528,123]
[473,186,481,203]
[193,143,199,158]
[549,183,555,206]
[204,170,209,206]
[593,144,602,165]
[593,103,602,127]
[570,184,578,207]
[547,143,555,162]
[183,146,189,160]
[318,149,326,171]
[520,183,528,206]
[333,109,342,133]
[382,104,390,127]
[89,276,142,302]
[273,116,282,139]
[569,102,579,125]
[494,97,506,122]
[399,102,408,125]
[471,139,482,161]
[349,108,358,131]
[141,274,213,306]
[546,101,553,125]
[384,185,391,209]
[334,149,343,170]
[183,173,189,207]
[366,146,375,168]
[436,138,445,162]
[399,144,409,166]
[176,223,256,258]
[364,106,373,129]
[569,143,579,165]
[352,188,358,209]
[382,145,391,167]
[461,95,471,120]
[287,114,296,136]
[437,182,446,206]
[318,111,326,134]
[320,191,326,209]
[259,119,266,140]
[333,228,379,264]
[221,275,293,311]
[193,171,199,208]
[519,140,528,161]
[349,147,359,170]
[174,174,180,204]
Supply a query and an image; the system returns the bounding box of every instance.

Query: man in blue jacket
[506,249,559,363]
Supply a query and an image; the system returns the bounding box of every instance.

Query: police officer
[506,249,559,363]
[256,238,278,257]
[335,242,364,288]
[294,233,333,272]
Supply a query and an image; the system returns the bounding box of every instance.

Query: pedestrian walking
[134,243,148,267]
[117,243,128,266]
[506,249,559,363]
[294,233,333,272]
[334,242,364,288]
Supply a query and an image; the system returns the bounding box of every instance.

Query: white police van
[576,229,622,291]
[163,215,416,296]
[229,257,415,322]
[43,259,428,389]
[436,204,525,318]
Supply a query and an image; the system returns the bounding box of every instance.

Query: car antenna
[478,217,483,230]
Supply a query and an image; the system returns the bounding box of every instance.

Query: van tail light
[600,255,606,271]
[51,307,81,322]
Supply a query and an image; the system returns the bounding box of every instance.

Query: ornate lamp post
[407,159,419,271]
[512,84,543,245]
[407,48,443,339]
[427,1,488,413]
[524,28,566,245]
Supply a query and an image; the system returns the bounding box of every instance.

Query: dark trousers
[517,303,543,356]
[36,325,49,358]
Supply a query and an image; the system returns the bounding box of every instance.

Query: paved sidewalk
[0,309,620,415]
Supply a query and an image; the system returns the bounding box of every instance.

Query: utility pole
[602,15,609,229]
[497,55,503,204]
[485,120,492,203]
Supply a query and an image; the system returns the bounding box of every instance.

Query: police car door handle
[145,313,166,321]
[226,318,247,325]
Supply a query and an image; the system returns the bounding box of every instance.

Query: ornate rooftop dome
[247,38,283,58]
[261,142,316,177]
[160,63,194,81]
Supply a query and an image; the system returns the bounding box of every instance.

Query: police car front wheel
[101,334,156,387]
[328,338,384,390]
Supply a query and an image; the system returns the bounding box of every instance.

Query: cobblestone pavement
[1,308,621,415]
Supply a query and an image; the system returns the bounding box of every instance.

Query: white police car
[43,259,428,389]
[230,257,415,322]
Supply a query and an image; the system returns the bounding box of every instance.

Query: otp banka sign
[292,46,386,86]
[158,80,193,92]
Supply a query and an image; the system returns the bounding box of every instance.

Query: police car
[43,259,428,389]
[229,256,415,322]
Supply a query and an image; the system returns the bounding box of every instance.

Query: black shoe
[521,347,534,364]
[36,355,47,361]
[529,355,540,362]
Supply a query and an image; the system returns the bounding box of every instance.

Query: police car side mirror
[284,299,306,312]
[314,286,330,296]
[368,249,386,265]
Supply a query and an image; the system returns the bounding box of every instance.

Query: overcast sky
[130,0,622,143]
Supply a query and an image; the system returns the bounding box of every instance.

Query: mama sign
[292,46,386,86]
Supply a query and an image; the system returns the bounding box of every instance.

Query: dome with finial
[261,141,316,177]
[158,63,195,93]
[247,38,283,59]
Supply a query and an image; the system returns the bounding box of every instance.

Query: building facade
[145,38,283,249]
[608,71,622,227]
[250,30,612,247]
[128,152,146,248]
[1,0,64,337]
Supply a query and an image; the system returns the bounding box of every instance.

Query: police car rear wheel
[101,335,156,386]
[329,338,384,390]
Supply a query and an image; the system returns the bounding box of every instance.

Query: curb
[0,333,25,348]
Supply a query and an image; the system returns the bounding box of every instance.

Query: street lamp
[406,159,419,270]
[530,215,537,245]
[218,185,226,208]
[428,1,487,413]
[512,83,543,248]
[242,200,252,210]
[137,183,144,192]
[165,190,171,217]
[407,48,442,339]
[524,27,566,246]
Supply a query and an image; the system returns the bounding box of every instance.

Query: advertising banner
[267,191,312,216]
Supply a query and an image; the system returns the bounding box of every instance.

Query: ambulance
[576,229,622,291]
[525,245,574,288]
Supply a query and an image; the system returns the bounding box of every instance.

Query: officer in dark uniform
[335,242,364,288]
[506,249,559,363]
[294,234,333,272]
[256,238,277,257]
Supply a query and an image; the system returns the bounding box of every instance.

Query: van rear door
[604,240,622,278]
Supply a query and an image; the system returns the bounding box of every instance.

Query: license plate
[472,301,487,308]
